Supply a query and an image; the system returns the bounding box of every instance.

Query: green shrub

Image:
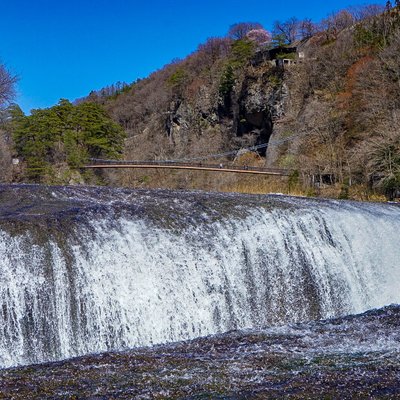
[219,39,255,97]
[167,68,187,88]
[219,64,236,96]
[354,24,384,49]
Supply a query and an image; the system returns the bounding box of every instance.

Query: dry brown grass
[221,175,291,195]
[99,152,387,201]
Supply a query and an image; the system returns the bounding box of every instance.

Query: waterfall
[0,186,399,368]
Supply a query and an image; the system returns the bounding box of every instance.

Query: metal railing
[84,159,292,176]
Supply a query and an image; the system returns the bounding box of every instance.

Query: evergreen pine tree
[10,99,126,181]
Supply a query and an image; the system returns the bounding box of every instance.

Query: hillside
[90,5,400,200]
[3,4,400,200]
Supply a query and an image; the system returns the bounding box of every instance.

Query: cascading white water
[0,189,399,368]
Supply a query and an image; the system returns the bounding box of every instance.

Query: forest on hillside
[1,2,400,199]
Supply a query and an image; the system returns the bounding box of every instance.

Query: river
[0,184,399,398]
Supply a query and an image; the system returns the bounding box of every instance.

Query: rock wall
[106,51,289,165]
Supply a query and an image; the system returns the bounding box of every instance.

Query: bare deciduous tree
[197,37,232,62]
[299,18,319,39]
[379,30,400,89]
[228,22,263,40]
[322,10,355,37]
[349,4,385,21]
[357,120,400,199]
[273,17,300,44]
[0,63,17,107]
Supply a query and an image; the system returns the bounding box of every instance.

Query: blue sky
[1,0,387,113]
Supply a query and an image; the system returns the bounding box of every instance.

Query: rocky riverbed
[1,305,399,399]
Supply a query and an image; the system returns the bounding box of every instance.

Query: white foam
[0,199,399,367]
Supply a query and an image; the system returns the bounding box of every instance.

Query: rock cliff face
[104,48,289,168]
[233,74,289,156]
[165,75,287,157]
